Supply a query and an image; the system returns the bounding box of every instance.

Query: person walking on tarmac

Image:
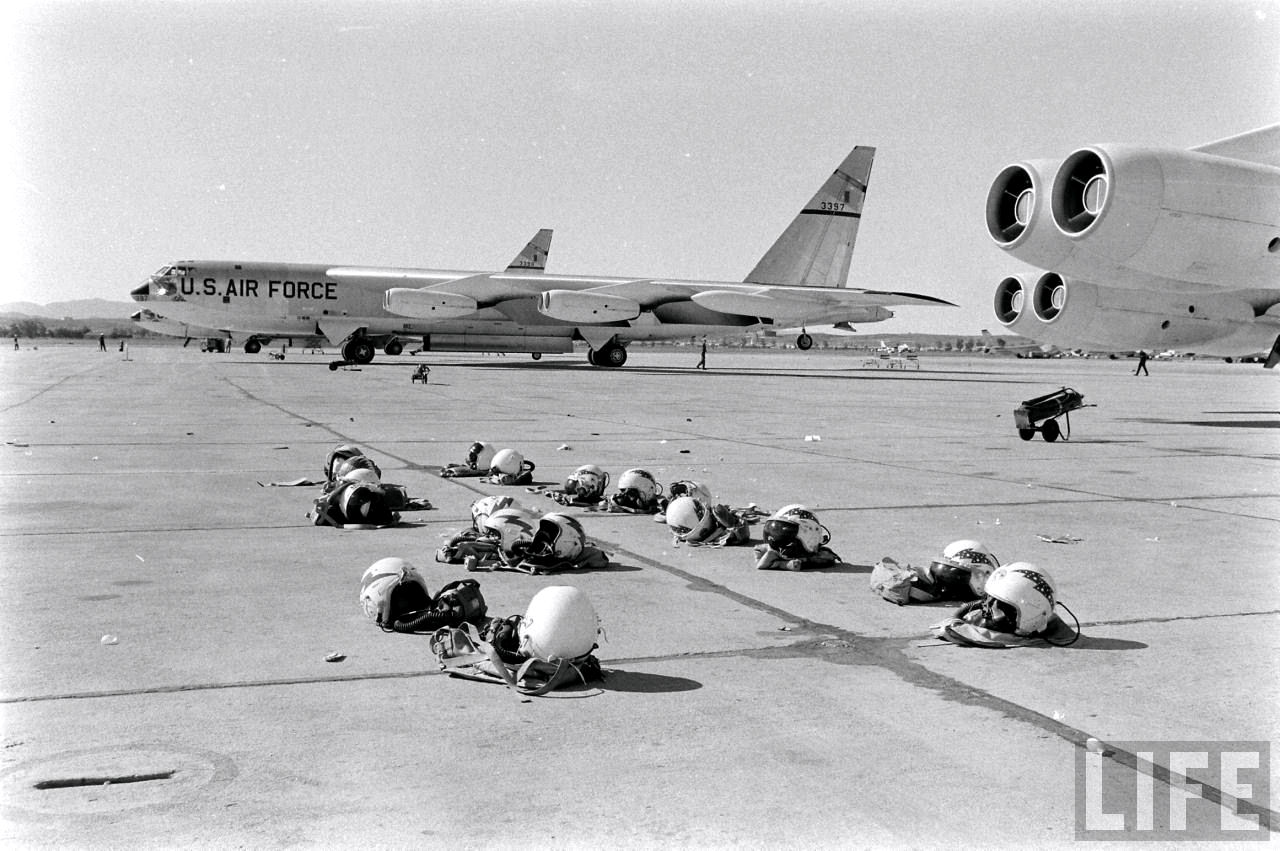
[1134,350,1149,376]
[696,338,707,370]
[98,334,107,351]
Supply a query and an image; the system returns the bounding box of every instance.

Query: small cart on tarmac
[1014,387,1091,442]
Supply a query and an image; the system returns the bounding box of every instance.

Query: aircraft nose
[131,283,151,302]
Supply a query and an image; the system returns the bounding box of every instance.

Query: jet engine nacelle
[384,288,478,319]
[536,289,641,323]
[994,273,1256,351]
[987,146,1280,289]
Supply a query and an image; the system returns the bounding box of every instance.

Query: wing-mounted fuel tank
[536,290,641,323]
[993,273,1257,350]
[987,145,1280,289]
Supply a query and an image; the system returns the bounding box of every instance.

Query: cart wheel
[1018,429,1035,441]
[1041,419,1061,442]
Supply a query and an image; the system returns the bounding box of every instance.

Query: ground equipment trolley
[1014,387,1091,442]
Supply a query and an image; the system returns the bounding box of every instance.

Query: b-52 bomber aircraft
[131,146,954,368]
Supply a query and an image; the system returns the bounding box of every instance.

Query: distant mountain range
[0,299,137,319]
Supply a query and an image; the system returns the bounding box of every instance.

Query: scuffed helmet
[983,562,1057,636]
[762,505,829,555]
[565,465,609,500]
[518,586,600,662]
[489,448,526,477]
[668,480,714,503]
[359,558,431,626]
[480,507,539,559]
[340,467,382,486]
[325,444,365,481]
[334,453,381,483]
[470,494,521,529]
[666,495,716,542]
[338,483,394,524]
[616,468,660,503]
[931,540,1001,597]
[526,513,586,562]
[466,441,497,471]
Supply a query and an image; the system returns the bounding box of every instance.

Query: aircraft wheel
[328,361,341,371]
[598,343,628,367]
[1041,419,1061,442]
[244,338,261,354]
[797,333,813,351]
[384,339,403,357]
[587,349,599,366]
[531,352,542,360]
[344,339,375,365]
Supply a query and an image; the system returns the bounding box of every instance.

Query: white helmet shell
[340,467,382,486]
[470,494,520,529]
[518,586,600,662]
[763,505,828,554]
[466,441,497,471]
[941,539,1000,596]
[666,495,716,541]
[668,480,714,504]
[490,448,525,476]
[617,468,660,501]
[480,507,539,557]
[359,558,428,624]
[530,513,586,561]
[984,562,1056,636]
[333,454,381,482]
[566,465,609,499]
[325,444,364,480]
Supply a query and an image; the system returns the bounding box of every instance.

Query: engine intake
[985,165,1037,245]
[1052,149,1109,235]
[993,276,1026,326]
[1031,273,1067,322]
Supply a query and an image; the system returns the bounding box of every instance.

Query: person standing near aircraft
[697,338,707,370]
[1134,350,1149,376]
[98,334,107,351]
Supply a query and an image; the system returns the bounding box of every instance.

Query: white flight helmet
[617,468,660,502]
[480,507,539,558]
[666,495,717,542]
[489,448,526,477]
[932,539,1001,597]
[470,494,520,530]
[359,558,431,625]
[983,562,1057,636]
[518,586,600,662]
[527,513,586,562]
[762,505,829,555]
[668,480,714,503]
[466,441,497,471]
[333,453,381,483]
[340,467,382,486]
[325,444,364,481]
[565,464,609,500]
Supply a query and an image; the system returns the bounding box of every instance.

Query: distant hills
[0,299,136,320]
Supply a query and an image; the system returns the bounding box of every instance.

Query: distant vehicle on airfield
[985,124,1280,367]
[131,147,954,368]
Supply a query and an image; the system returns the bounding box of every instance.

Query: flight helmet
[982,562,1057,636]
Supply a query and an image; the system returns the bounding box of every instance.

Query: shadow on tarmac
[1067,635,1150,651]
[597,670,703,693]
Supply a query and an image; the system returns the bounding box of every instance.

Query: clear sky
[4,0,1278,333]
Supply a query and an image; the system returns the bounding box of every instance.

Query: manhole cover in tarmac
[0,744,236,818]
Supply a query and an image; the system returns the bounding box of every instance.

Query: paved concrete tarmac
[1,343,1276,847]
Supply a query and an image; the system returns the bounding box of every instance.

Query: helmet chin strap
[1043,602,1081,647]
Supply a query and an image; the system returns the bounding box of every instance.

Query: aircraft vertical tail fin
[744,146,875,288]
[506,228,554,271]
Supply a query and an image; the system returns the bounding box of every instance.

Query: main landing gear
[587,342,628,367]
